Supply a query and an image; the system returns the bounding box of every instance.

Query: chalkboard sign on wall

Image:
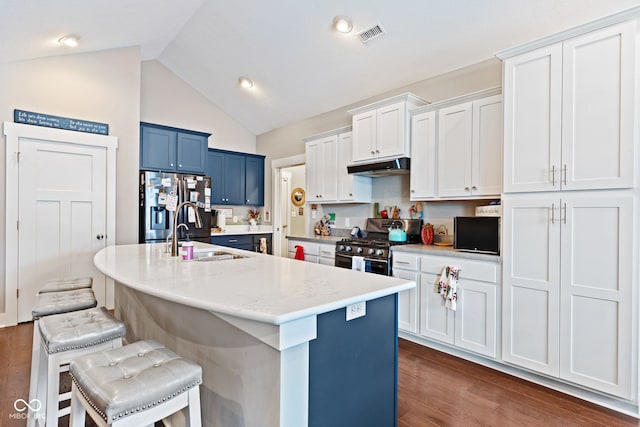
[14,109,109,135]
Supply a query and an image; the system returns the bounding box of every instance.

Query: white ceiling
[2,0,640,135]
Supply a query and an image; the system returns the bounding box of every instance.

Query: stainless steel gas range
[334,218,423,276]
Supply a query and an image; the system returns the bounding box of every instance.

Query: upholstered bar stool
[39,276,93,294]
[34,306,126,427]
[28,288,98,427]
[69,340,202,427]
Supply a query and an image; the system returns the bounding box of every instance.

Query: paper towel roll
[217,211,226,228]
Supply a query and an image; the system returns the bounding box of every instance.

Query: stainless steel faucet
[166,223,189,253]
[171,202,202,256]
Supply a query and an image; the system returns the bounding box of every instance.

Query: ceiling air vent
[357,23,386,44]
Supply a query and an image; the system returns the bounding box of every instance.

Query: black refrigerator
[139,171,212,244]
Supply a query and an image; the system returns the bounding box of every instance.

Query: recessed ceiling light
[333,16,353,33]
[58,35,79,47]
[238,76,254,89]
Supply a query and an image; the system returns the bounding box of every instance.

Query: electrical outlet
[346,301,366,321]
[345,217,350,227]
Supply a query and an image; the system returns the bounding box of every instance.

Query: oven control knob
[339,245,345,251]
[368,248,375,255]
[376,249,384,256]
[346,246,352,252]
[357,247,364,254]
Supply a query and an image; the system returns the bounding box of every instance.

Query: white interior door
[3,122,117,327]
[17,139,108,322]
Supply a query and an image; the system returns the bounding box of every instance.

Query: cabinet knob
[371,150,375,155]
[96,234,105,240]
[179,164,182,168]
[471,186,477,191]
[464,187,470,191]
[411,189,415,193]
[170,163,174,167]
[246,199,249,203]
[349,193,352,196]
[375,149,379,153]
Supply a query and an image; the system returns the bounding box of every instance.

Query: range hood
[347,157,410,177]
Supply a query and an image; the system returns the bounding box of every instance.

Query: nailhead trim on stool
[39,276,93,293]
[69,340,202,424]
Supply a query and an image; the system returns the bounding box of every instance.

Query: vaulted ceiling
[2,0,639,134]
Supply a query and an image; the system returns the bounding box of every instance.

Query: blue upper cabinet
[140,123,209,174]
[207,149,264,206]
[177,133,207,173]
[245,154,265,206]
[140,126,176,171]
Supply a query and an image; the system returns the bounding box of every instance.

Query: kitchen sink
[192,250,249,261]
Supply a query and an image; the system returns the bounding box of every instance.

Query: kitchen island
[94,243,415,427]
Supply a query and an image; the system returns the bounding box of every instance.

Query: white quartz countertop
[94,243,415,325]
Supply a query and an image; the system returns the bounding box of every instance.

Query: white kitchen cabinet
[318,244,336,266]
[393,252,420,334]
[409,110,437,200]
[337,131,372,202]
[437,94,502,198]
[304,127,371,204]
[349,93,428,163]
[502,192,634,398]
[305,135,337,203]
[501,21,635,193]
[419,255,499,358]
[287,239,335,266]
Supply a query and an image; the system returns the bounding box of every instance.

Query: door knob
[96,234,105,240]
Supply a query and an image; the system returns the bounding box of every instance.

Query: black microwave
[453,216,500,255]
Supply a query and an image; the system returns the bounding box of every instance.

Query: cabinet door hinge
[16,151,20,163]
[16,289,19,299]
[17,220,19,230]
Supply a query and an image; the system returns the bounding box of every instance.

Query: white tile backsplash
[312,174,499,236]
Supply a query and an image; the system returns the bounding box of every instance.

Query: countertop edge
[286,235,343,243]
[392,244,501,262]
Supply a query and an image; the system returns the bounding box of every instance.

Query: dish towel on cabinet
[437,266,460,310]
[294,245,305,260]
[351,256,366,272]
[260,238,268,254]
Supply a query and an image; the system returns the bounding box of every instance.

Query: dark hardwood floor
[398,339,639,427]
[1,321,638,426]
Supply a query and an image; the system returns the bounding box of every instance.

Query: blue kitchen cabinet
[245,154,265,206]
[210,234,253,251]
[210,233,272,254]
[207,150,245,205]
[140,123,209,174]
[207,149,265,206]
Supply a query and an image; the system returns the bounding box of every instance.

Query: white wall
[0,47,141,313]
[141,60,256,153]
[257,58,503,234]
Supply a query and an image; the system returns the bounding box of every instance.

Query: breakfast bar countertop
[94,242,415,325]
